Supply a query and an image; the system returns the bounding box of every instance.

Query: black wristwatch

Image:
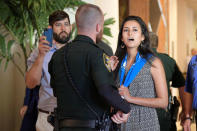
[184,117,192,121]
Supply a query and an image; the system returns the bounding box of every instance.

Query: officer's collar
[152,48,157,53]
[75,35,94,43]
[74,35,100,47]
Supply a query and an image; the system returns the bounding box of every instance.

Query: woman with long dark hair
[113,16,168,131]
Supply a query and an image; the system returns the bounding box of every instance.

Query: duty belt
[59,119,96,128]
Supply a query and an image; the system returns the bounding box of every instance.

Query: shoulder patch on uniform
[103,53,111,72]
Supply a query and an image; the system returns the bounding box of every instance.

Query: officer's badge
[103,53,111,72]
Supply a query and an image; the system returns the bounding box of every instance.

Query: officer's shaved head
[75,4,104,32]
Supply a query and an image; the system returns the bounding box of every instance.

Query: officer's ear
[96,23,101,34]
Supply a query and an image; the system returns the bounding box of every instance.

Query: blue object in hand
[43,28,53,47]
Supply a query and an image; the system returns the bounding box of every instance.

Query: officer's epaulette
[90,42,100,48]
[89,43,112,72]
[88,42,108,54]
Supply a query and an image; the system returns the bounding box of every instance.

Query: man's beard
[96,29,103,43]
[53,31,71,44]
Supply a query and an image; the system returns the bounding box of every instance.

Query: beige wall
[94,0,119,53]
[169,0,196,73]
[0,61,15,131]
[0,46,26,131]
[192,15,197,49]
[177,0,195,72]
[13,45,26,131]
[169,0,177,58]
[0,23,26,131]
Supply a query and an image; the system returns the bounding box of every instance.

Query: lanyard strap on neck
[119,52,148,87]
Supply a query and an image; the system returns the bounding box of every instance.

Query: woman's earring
[140,41,144,48]
[121,43,125,48]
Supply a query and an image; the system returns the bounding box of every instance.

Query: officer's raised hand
[38,36,51,57]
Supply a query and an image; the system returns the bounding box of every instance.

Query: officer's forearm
[98,84,130,113]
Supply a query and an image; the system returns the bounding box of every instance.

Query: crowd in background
[19,3,197,131]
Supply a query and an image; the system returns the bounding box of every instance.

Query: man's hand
[38,36,51,56]
[111,111,130,124]
[179,110,185,124]
[182,119,191,131]
[20,105,28,118]
[179,110,192,131]
[109,56,119,71]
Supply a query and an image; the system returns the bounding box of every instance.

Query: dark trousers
[170,120,177,131]
[20,109,38,131]
[157,108,177,131]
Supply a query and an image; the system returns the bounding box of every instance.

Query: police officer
[149,32,186,131]
[49,4,130,131]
